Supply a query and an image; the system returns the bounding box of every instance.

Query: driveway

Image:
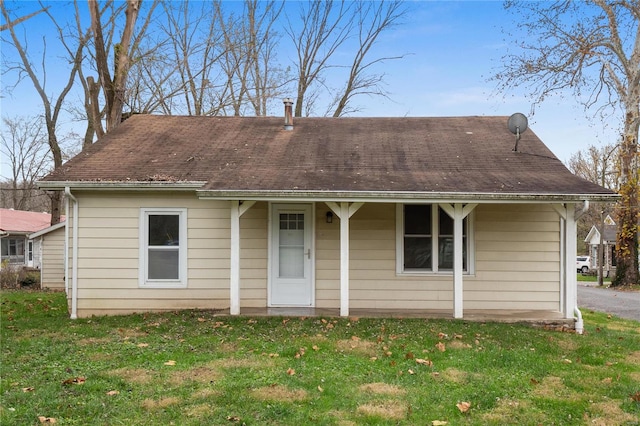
[577,284,640,321]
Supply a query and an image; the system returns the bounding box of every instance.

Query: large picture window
[139,208,187,288]
[398,204,470,274]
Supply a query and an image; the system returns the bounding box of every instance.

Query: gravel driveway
[577,284,640,321]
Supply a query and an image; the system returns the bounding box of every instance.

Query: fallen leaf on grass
[432,421,448,426]
[106,390,119,396]
[137,343,149,348]
[62,377,85,385]
[227,415,241,422]
[38,416,57,423]
[286,368,296,376]
[631,391,640,402]
[416,358,433,367]
[164,360,176,366]
[312,345,319,351]
[601,377,612,384]
[317,386,324,392]
[456,401,471,413]
[436,342,446,352]
[197,317,206,322]
[22,387,35,392]
[408,369,415,375]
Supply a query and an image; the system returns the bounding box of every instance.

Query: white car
[576,256,591,273]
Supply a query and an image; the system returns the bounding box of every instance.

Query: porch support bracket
[326,201,364,317]
[440,203,477,319]
[230,200,256,315]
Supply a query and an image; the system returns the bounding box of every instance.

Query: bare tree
[0,116,50,211]
[494,1,639,286]
[1,0,87,224]
[88,0,159,133]
[286,0,354,117]
[330,1,406,117]
[0,1,48,32]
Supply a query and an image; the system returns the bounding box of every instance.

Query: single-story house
[29,222,66,290]
[1,208,54,269]
[38,105,618,331]
[584,215,617,275]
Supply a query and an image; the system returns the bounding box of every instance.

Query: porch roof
[40,115,617,202]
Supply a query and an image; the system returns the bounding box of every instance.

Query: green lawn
[2,291,639,425]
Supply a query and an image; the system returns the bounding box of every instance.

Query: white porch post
[230,200,241,315]
[440,203,477,319]
[453,204,464,319]
[230,200,256,315]
[340,202,350,317]
[564,206,577,319]
[326,201,363,317]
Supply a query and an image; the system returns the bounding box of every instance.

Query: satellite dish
[507,113,528,151]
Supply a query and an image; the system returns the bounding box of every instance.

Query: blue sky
[1,1,619,180]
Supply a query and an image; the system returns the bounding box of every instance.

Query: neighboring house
[584,215,617,276]
[29,222,66,290]
[0,209,53,268]
[38,108,617,330]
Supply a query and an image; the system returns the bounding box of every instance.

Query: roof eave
[38,181,207,191]
[196,190,620,203]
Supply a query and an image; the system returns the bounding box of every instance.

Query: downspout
[65,187,79,320]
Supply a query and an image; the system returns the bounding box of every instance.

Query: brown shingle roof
[42,115,614,197]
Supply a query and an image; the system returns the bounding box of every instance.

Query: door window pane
[279,213,304,278]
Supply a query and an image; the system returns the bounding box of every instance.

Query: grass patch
[2,290,639,425]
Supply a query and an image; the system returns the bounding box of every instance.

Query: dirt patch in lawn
[185,403,216,418]
[555,338,578,352]
[336,339,378,357]
[359,383,406,396]
[625,350,640,364]
[250,385,308,402]
[531,376,578,400]
[439,368,468,384]
[586,400,638,425]
[213,357,275,370]
[77,337,112,346]
[168,366,221,386]
[356,401,408,420]
[447,340,472,349]
[116,328,148,339]
[481,398,543,424]
[108,368,155,385]
[141,396,181,410]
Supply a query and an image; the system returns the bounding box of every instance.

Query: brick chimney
[283,98,294,131]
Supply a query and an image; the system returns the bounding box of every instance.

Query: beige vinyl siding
[40,227,65,289]
[69,191,243,317]
[315,203,561,312]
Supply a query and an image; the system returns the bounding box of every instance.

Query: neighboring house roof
[40,115,617,201]
[0,209,57,236]
[585,224,618,245]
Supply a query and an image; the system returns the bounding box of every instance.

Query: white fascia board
[29,222,66,239]
[197,190,620,204]
[38,181,207,191]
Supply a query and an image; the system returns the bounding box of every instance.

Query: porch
[224,307,572,327]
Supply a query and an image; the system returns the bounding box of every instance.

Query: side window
[399,205,470,274]
[139,208,187,288]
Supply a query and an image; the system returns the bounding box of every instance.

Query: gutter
[65,187,79,320]
[39,181,206,191]
[196,190,620,204]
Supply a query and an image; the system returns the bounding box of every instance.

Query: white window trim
[396,204,474,276]
[139,208,188,288]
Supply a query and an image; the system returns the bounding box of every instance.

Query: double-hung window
[398,204,471,274]
[139,208,187,288]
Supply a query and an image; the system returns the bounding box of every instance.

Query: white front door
[270,204,313,306]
